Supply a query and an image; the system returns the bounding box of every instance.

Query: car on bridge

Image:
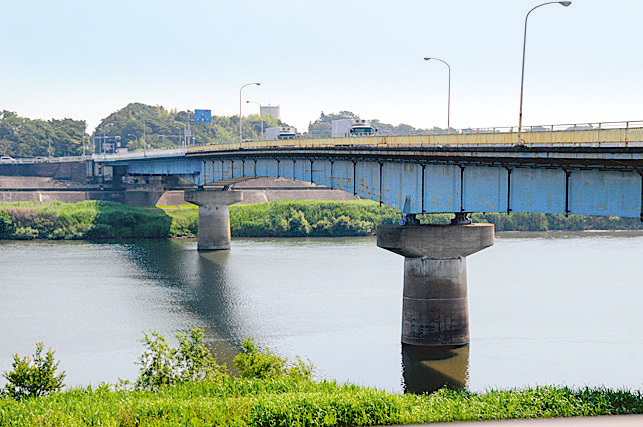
[0,156,16,163]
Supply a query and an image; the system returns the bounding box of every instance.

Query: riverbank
[2,380,642,426]
[0,200,641,240]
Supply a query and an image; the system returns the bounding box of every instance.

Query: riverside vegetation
[2,328,643,426]
[0,200,642,241]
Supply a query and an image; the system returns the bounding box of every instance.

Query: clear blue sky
[1,0,641,134]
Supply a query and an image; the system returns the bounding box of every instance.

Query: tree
[93,103,293,149]
[2,343,66,400]
[135,327,226,391]
[307,110,360,137]
[0,111,87,157]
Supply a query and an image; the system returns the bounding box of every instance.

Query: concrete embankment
[0,176,358,206]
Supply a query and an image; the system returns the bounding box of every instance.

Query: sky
[1,0,641,134]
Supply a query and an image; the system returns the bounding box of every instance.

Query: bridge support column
[377,223,494,346]
[183,189,243,251]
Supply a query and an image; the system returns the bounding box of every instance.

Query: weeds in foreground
[1,328,643,426]
[2,342,66,400]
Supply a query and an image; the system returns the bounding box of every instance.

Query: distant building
[260,105,280,121]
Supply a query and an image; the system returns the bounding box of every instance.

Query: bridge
[84,121,643,348]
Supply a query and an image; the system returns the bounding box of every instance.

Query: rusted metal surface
[107,122,643,219]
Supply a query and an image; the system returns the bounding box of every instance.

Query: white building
[260,105,280,121]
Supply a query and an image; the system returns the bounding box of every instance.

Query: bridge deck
[187,125,643,155]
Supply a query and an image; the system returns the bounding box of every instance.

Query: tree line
[0,111,86,158]
[0,103,288,158]
[0,104,441,158]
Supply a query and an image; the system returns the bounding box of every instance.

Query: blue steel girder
[104,145,643,219]
[189,146,643,219]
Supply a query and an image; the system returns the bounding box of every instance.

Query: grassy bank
[0,200,642,241]
[1,380,642,426]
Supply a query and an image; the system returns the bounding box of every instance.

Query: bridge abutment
[377,223,494,346]
[183,190,243,251]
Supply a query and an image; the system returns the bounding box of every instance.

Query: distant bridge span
[113,123,643,220]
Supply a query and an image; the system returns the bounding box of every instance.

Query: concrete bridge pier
[377,223,494,346]
[183,189,243,251]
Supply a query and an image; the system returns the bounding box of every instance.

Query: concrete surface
[386,415,643,426]
[183,190,243,251]
[377,224,495,346]
[377,223,495,259]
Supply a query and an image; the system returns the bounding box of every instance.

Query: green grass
[1,200,641,241]
[228,199,401,237]
[0,200,173,240]
[1,380,642,426]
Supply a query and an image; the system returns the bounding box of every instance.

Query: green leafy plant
[135,326,226,391]
[234,338,314,380]
[0,209,14,237]
[2,342,66,400]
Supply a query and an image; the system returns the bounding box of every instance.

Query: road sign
[194,109,211,123]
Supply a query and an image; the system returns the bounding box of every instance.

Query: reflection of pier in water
[133,239,472,393]
[402,344,469,394]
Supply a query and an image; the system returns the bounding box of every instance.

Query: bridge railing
[2,155,94,164]
[4,147,189,163]
[90,147,187,161]
[9,121,641,163]
[187,120,643,154]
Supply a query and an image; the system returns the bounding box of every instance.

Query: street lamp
[424,57,451,134]
[517,1,572,144]
[102,123,114,155]
[239,82,260,143]
[174,121,187,147]
[246,100,264,140]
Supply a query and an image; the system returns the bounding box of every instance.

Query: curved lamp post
[174,121,187,147]
[517,1,571,144]
[102,123,114,155]
[246,100,264,140]
[239,82,260,143]
[424,57,451,135]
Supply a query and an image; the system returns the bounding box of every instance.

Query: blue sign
[194,109,211,123]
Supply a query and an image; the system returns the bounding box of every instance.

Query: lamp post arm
[239,82,260,144]
[518,1,571,144]
[424,57,451,133]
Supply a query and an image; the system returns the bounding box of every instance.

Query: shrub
[12,226,38,240]
[234,338,314,380]
[287,210,311,235]
[0,210,14,237]
[2,342,66,400]
[168,216,197,237]
[234,339,285,379]
[135,327,226,391]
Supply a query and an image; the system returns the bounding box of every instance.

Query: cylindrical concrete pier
[184,189,243,251]
[378,223,494,346]
[403,257,468,346]
[196,204,233,250]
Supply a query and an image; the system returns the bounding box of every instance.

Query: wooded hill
[0,104,435,158]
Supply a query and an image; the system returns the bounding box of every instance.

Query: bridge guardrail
[6,120,642,163]
[91,147,186,161]
[186,120,643,154]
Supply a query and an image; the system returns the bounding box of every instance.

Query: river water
[1,232,642,393]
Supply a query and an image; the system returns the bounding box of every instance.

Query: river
[1,232,642,393]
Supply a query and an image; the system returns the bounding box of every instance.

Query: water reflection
[124,239,243,367]
[131,239,471,393]
[402,344,469,394]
